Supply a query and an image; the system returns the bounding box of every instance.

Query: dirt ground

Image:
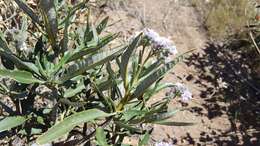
[100,0,260,145]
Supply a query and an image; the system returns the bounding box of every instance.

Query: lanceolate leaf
[53,51,72,74]
[59,2,87,26]
[114,121,142,134]
[84,16,110,42]
[40,0,58,48]
[97,16,109,34]
[152,120,194,126]
[0,50,40,75]
[59,46,126,83]
[36,109,114,145]
[68,33,118,62]
[96,128,110,146]
[14,0,41,26]
[120,34,142,87]
[144,82,176,100]
[0,69,44,84]
[63,80,85,98]
[0,116,27,132]
[138,132,150,146]
[0,34,11,52]
[144,110,179,123]
[131,55,183,100]
[92,24,99,45]
[140,59,163,79]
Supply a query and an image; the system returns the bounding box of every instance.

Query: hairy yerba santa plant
[0,0,193,145]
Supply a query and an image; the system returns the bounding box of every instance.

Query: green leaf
[68,33,118,62]
[40,0,58,48]
[152,120,194,126]
[114,121,142,134]
[0,33,11,52]
[144,82,176,101]
[96,128,110,146]
[52,51,72,75]
[59,2,86,52]
[131,55,183,100]
[138,132,150,146]
[84,16,109,43]
[92,24,99,45]
[106,62,123,99]
[0,69,44,84]
[140,59,163,79]
[59,46,126,83]
[97,16,109,34]
[64,80,85,98]
[35,56,47,78]
[0,116,27,132]
[14,0,41,26]
[36,109,114,145]
[96,78,113,91]
[122,109,147,121]
[120,34,142,87]
[0,34,39,74]
[0,101,14,114]
[59,2,87,26]
[144,110,179,123]
[0,50,40,75]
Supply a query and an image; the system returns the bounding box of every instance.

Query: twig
[249,30,260,55]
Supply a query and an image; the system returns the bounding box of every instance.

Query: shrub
[0,0,192,145]
[192,0,256,40]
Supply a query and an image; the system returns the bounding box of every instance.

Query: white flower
[217,78,228,89]
[168,45,178,55]
[143,28,160,41]
[175,82,192,101]
[143,28,178,55]
[31,143,52,146]
[155,141,173,146]
[19,42,29,51]
[8,28,29,52]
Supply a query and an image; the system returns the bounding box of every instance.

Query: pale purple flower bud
[143,28,160,40]
[31,143,52,146]
[174,82,192,101]
[155,141,173,146]
[143,28,178,58]
[168,45,178,55]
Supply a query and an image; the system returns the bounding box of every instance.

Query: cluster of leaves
[0,0,192,145]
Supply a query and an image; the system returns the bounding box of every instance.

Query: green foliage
[96,128,111,146]
[138,132,150,146]
[0,0,193,145]
[0,116,27,132]
[37,109,113,145]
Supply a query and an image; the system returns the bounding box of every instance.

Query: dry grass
[192,0,256,40]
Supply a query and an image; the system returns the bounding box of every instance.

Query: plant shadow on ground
[184,39,260,146]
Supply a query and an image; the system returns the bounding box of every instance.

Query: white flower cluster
[31,143,52,146]
[174,82,192,101]
[155,141,173,146]
[217,77,228,89]
[143,28,178,60]
[7,28,29,52]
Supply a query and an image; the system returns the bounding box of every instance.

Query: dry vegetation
[192,0,256,40]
